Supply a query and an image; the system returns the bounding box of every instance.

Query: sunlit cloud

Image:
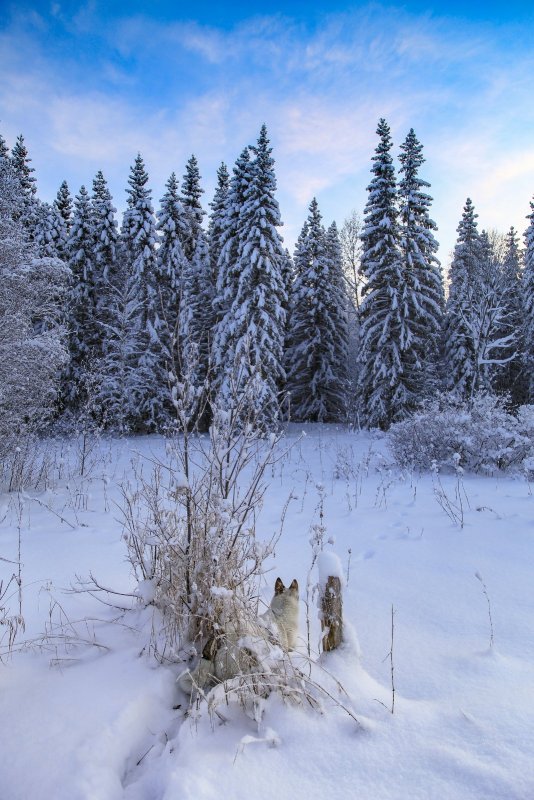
[1,2,533,263]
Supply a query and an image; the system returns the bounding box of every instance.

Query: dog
[177,578,299,694]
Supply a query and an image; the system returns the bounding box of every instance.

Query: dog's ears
[289,579,299,596]
[275,577,285,595]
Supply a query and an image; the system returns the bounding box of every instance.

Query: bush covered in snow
[388,393,534,474]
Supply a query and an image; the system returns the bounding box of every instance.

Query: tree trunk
[321,575,343,652]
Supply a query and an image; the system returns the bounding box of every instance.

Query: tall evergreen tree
[91,170,119,370]
[358,119,408,429]
[211,148,252,388]
[151,172,190,423]
[443,198,483,398]
[216,126,286,429]
[398,128,444,396]
[285,204,349,421]
[495,227,524,401]
[523,198,534,402]
[120,154,161,429]
[53,180,72,261]
[0,133,9,160]
[64,185,98,407]
[10,134,37,233]
[33,200,64,258]
[180,154,205,261]
[208,162,230,283]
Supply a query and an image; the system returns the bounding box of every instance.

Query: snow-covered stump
[321,576,343,652]
[318,551,344,652]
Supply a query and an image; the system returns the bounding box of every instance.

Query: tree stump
[321,575,343,652]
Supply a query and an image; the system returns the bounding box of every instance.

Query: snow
[1,426,533,799]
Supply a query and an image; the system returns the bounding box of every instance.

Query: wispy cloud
[1,3,533,261]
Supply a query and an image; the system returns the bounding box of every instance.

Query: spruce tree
[443,198,482,398]
[358,119,408,429]
[496,227,523,401]
[217,126,286,429]
[208,162,229,283]
[211,147,252,391]
[33,201,64,258]
[120,154,161,430]
[91,170,119,374]
[10,134,37,234]
[443,211,513,400]
[180,230,214,427]
[64,185,98,407]
[180,154,205,261]
[285,204,348,422]
[53,180,72,261]
[152,172,190,423]
[0,133,9,160]
[523,198,534,402]
[398,128,444,396]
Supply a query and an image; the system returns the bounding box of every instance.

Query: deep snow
[1,426,533,800]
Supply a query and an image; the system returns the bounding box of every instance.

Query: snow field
[0,426,533,799]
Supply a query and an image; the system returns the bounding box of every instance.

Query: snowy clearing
[1,426,533,800]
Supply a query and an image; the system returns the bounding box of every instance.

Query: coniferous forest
[2,119,534,446]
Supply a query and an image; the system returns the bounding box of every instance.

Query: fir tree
[443,198,482,398]
[220,125,287,429]
[91,171,118,290]
[180,230,214,427]
[153,172,190,422]
[358,119,408,429]
[10,134,37,234]
[33,200,64,258]
[120,154,161,430]
[53,180,72,261]
[10,135,36,199]
[523,198,534,401]
[64,185,98,407]
[211,148,253,389]
[398,128,444,396]
[208,162,230,283]
[180,154,205,261]
[495,227,524,401]
[0,133,9,160]
[285,203,349,422]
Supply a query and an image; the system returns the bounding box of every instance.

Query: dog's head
[274,577,299,598]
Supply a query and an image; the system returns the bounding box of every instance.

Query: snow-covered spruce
[119,153,163,431]
[286,201,349,422]
[358,118,411,429]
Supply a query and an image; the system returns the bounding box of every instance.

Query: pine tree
[153,172,190,422]
[120,154,161,430]
[495,227,524,401]
[33,200,64,258]
[92,171,118,288]
[180,230,213,427]
[208,162,230,283]
[91,281,146,432]
[358,119,408,429]
[0,133,9,160]
[64,185,98,407]
[443,199,481,398]
[10,134,37,234]
[180,154,205,261]
[398,128,444,396]
[285,203,348,421]
[211,148,252,390]
[215,126,286,429]
[523,198,534,402]
[53,180,72,261]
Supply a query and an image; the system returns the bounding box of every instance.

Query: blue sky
[1,1,534,263]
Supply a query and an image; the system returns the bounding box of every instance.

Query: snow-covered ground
[1,426,533,800]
